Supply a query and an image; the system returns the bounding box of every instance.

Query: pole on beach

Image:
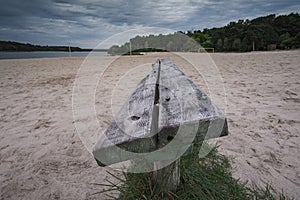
[129,40,132,56]
[68,42,71,57]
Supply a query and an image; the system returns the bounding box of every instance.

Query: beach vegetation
[93,143,293,200]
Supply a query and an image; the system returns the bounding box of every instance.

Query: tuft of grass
[93,143,293,200]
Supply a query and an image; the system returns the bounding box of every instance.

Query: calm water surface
[0,51,108,59]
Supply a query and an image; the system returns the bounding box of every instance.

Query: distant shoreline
[0,41,108,52]
[0,49,108,52]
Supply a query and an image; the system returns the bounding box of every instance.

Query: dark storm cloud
[0,0,299,48]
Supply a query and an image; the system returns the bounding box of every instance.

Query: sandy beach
[0,51,299,199]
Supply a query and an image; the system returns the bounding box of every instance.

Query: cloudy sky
[0,0,299,48]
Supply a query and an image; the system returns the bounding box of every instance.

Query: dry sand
[0,51,299,199]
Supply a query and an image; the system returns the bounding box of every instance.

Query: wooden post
[153,159,180,192]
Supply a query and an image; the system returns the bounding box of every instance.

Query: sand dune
[0,51,299,199]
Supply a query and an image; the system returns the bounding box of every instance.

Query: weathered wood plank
[93,63,160,166]
[157,58,228,149]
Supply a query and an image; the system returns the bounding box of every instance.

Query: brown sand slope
[0,51,299,199]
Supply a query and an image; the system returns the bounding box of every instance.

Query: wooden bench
[93,58,228,190]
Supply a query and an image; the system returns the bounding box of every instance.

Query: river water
[0,51,108,59]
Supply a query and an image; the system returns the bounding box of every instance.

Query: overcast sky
[0,0,299,48]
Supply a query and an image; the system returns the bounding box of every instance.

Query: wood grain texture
[93,62,159,166]
[157,58,228,148]
[93,58,228,166]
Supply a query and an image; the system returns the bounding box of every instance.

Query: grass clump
[93,143,292,200]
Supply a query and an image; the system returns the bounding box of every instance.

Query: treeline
[188,12,300,52]
[0,41,83,51]
[108,13,300,55]
[108,32,199,55]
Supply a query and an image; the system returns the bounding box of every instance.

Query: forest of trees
[0,41,84,52]
[108,13,300,55]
